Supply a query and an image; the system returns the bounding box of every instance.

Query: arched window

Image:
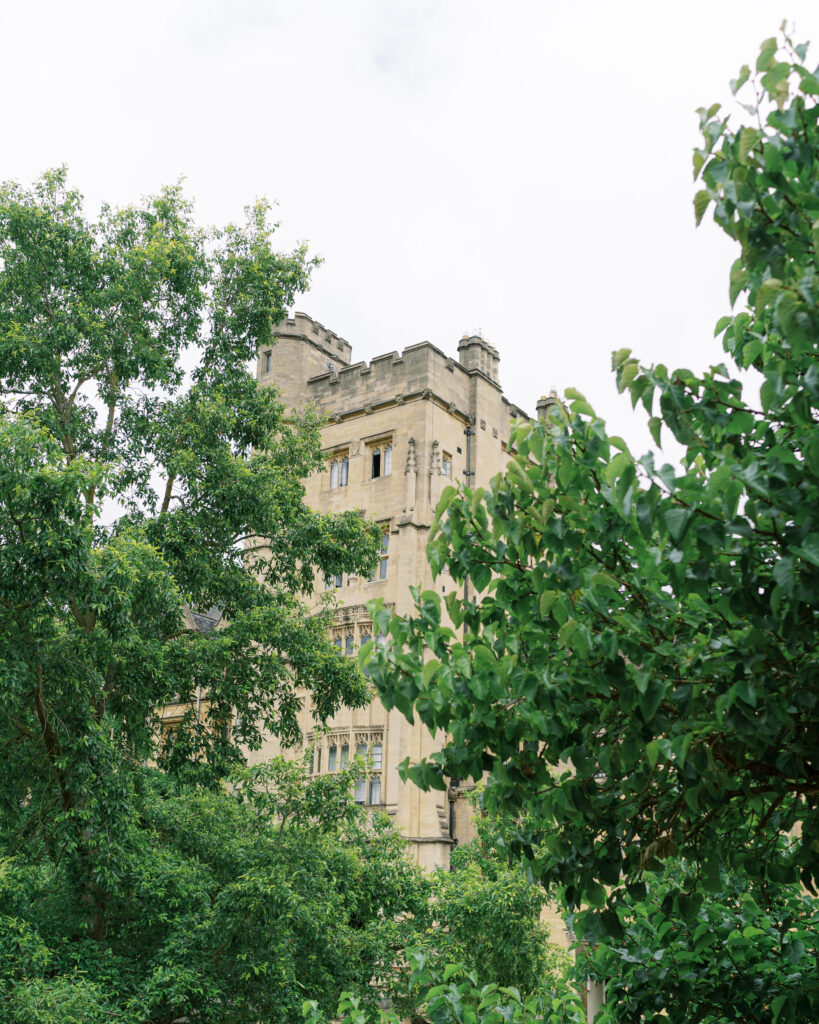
[339,456,349,486]
[330,459,339,489]
[384,444,392,475]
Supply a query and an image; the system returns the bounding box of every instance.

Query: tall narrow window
[442,452,452,477]
[368,776,381,804]
[379,531,389,580]
[328,745,338,771]
[372,742,383,770]
[354,776,367,804]
[340,743,349,769]
[330,459,339,489]
[345,633,355,656]
[384,444,392,475]
[315,747,322,774]
[264,351,271,373]
[371,447,381,478]
[333,635,342,651]
[339,456,349,486]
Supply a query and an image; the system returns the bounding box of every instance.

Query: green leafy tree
[416,789,570,1000]
[365,25,819,991]
[0,758,430,1023]
[0,169,380,1015]
[585,851,818,1024]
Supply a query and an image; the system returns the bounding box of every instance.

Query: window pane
[315,748,322,774]
[328,745,337,770]
[381,532,389,555]
[345,634,354,655]
[335,573,343,588]
[369,777,381,804]
[340,744,349,768]
[356,742,367,758]
[380,558,388,579]
[330,459,338,489]
[334,635,342,649]
[340,457,348,486]
[372,447,381,478]
[384,444,392,475]
[354,777,366,804]
[265,352,271,373]
[372,743,382,770]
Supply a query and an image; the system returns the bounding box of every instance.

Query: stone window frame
[367,435,393,480]
[327,447,350,490]
[306,724,385,807]
[368,522,390,583]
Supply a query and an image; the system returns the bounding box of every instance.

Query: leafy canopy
[366,28,819,948]
[0,169,378,965]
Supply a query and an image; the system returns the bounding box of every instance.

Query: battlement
[304,337,491,414]
[275,312,353,366]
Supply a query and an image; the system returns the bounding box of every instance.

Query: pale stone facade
[249,311,543,873]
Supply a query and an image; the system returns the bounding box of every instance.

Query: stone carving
[430,439,442,475]
[447,402,456,415]
[421,388,432,401]
[363,403,373,416]
[404,437,418,475]
[395,393,405,405]
[350,441,361,456]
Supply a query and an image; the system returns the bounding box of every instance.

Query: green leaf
[694,190,711,226]
[756,37,777,72]
[738,127,760,164]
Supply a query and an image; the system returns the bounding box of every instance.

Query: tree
[585,850,819,1024]
[0,169,380,1010]
[0,758,430,1023]
[366,25,819,971]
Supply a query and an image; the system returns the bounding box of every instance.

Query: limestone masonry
[251,312,554,874]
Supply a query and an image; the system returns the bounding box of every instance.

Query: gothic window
[370,442,393,479]
[340,743,349,769]
[329,452,349,490]
[328,744,338,771]
[370,528,390,581]
[345,633,355,656]
[442,452,452,477]
[264,351,271,374]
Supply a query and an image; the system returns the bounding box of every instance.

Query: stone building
[250,311,544,873]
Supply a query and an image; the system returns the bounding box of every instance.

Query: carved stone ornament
[421,388,432,401]
[395,393,405,405]
[447,402,456,415]
[363,403,373,415]
[404,437,417,474]
[331,411,342,423]
[350,441,361,456]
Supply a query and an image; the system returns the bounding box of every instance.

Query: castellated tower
[251,312,530,870]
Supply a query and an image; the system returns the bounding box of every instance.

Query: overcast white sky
[2,1,818,455]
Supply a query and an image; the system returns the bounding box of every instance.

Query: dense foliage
[1,760,428,1023]
[587,851,819,1024]
[0,171,381,1018]
[366,29,819,1019]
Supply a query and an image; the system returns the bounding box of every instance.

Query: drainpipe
[463,422,475,610]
